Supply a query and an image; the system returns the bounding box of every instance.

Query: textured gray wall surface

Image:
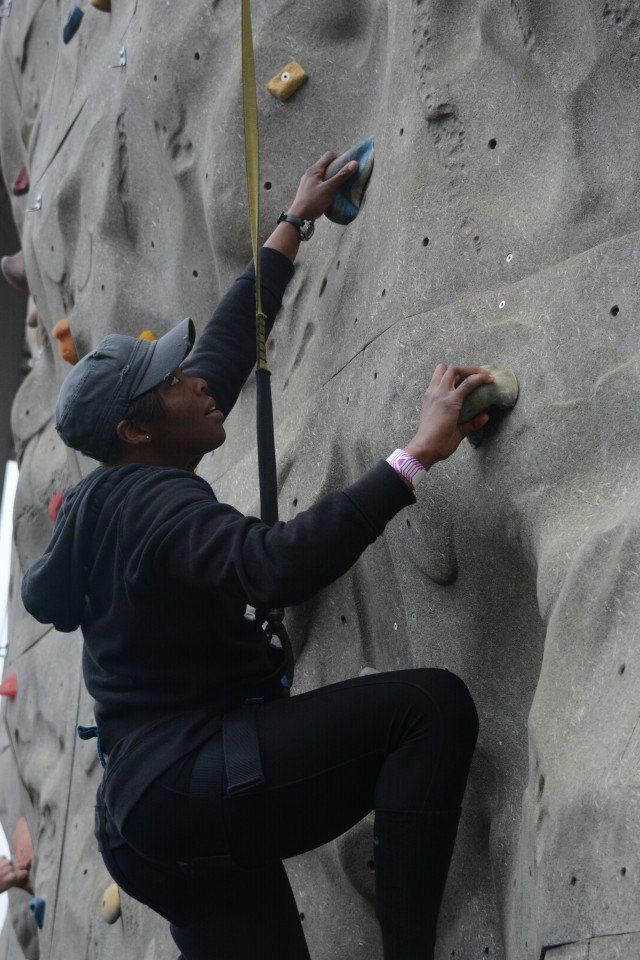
[1,0,639,957]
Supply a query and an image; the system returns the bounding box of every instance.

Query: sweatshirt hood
[21,467,130,632]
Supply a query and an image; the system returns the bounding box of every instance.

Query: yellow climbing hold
[101,882,121,924]
[137,330,157,341]
[89,0,110,10]
[267,61,308,101]
[52,318,79,366]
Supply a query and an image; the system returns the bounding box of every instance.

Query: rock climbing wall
[1,0,639,957]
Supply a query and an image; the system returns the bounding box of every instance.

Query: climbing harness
[241,0,294,685]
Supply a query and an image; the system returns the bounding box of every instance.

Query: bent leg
[170,860,310,960]
[224,668,478,959]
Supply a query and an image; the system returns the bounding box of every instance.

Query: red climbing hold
[49,492,64,523]
[12,816,33,869]
[11,165,29,197]
[0,673,17,698]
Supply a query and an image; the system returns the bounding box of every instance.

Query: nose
[189,375,208,393]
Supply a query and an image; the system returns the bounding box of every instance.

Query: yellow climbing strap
[241,0,268,372]
[241,0,294,686]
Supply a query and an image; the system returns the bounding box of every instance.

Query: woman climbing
[22,151,492,960]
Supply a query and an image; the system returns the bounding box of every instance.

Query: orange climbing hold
[137,330,157,341]
[0,673,17,698]
[49,492,64,523]
[267,61,308,101]
[52,318,79,365]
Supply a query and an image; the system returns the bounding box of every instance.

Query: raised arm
[182,152,359,418]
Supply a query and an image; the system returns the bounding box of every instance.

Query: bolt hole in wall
[264,181,272,191]
[610,304,619,316]
[488,138,497,149]
[0,461,19,934]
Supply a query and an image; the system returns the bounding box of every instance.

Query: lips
[204,399,223,419]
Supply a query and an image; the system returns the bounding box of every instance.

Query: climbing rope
[241,0,294,684]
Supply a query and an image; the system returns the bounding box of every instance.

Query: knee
[410,668,479,750]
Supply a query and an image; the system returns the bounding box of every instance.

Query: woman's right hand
[404,364,494,470]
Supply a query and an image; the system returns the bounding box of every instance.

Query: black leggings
[101,669,478,960]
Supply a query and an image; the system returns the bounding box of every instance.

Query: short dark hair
[98,384,167,463]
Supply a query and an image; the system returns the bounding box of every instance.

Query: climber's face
[151,368,227,465]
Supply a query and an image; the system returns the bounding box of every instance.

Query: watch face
[299,219,314,241]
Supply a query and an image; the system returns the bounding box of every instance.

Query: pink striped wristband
[386,449,426,487]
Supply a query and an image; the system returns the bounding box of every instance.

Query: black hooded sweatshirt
[21,248,414,830]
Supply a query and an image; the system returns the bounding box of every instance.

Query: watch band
[386,449,426,487]
[277,211,314,241]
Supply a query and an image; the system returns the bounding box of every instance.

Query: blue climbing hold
[324,136,375,225]
[29,896,46,929]
[63,5,83,44]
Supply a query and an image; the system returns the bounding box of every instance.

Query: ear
[115,419,151,446]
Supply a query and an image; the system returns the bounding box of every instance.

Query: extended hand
[288,151,358,222]
[404,364,494,470]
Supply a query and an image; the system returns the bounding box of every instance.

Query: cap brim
[131,317,196,398]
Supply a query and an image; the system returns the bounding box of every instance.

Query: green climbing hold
[458,367,519,424]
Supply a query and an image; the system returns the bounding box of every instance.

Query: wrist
[277,211,314,241]
[403,441,438,472]
[386,449,427,488]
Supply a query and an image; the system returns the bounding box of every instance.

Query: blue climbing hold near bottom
[29,896,46,929]
[323,136,375,225]
[63,5,84,44]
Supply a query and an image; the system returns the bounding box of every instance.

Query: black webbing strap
[222,704,265,795]
[256,367,279,528]
[190,733,225,820]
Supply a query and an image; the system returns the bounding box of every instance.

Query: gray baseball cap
[55,317,196,461]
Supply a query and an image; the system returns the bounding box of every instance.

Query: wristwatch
[277,211,315,241]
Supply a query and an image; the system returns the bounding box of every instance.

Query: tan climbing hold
[137,329,157,341]
[52,318,79,365]
[89,0,110,10]
[101,882,121,924]
[267,61,308,101]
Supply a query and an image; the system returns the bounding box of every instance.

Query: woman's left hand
[264,151,358,261]
[287,151,358,222]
